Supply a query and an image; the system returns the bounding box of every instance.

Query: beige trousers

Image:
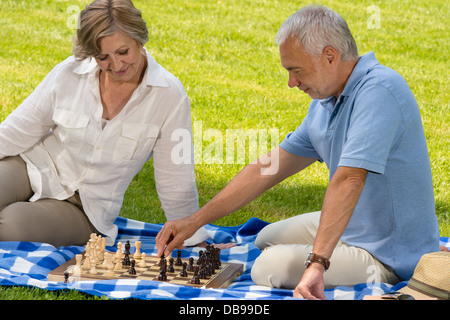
[251,211,400,289]
[0,156,97,247]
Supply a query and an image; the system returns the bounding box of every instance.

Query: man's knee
[254,225,273,250]
[251,245,308,289]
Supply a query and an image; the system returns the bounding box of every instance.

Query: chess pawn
[187,257,194,271]
[175,250,183,266]
[102,252,112,267]
[191,266,200,285]
[73,254,82,276]
[89,257,97,274]
[129,260,137,275]
[168,258,175,273]
[101,254,109,267]
[138,252,147,267]
[179,262,188,277]
[116,242,123,259]
[105,253,115,277]
[114,259,122,270]
[105,264,115,277]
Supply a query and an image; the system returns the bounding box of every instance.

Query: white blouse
[0,50,206,246]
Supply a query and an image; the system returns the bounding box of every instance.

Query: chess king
[156,5,441,300]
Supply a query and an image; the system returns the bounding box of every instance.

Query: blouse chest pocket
[113,123,160,162]
[52,109,90,144]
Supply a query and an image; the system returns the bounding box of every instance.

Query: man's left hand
[293,263,327,300]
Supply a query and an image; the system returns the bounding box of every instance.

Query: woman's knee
[0,200,95,246]
[0,202,30,241]
[0,156,33,210]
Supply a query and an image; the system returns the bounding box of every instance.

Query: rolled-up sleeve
[152,83,199,221]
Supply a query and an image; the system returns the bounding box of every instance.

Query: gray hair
[275,5,358,61]
[73,0,149,60]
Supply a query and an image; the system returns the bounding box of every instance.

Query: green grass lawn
[0,0,448,299]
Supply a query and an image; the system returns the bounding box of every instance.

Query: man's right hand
[155,216,199,258]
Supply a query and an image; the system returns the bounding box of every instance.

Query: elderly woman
[0,0,207,247]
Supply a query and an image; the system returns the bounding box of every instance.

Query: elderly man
[156,5,440,299]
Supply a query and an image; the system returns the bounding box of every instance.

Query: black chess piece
[204,257,211,277]
[199,265,207,279]
[122,252,131,266]
[158,258,167,281]
[187,257,194,271]
[215,248,221,267]
[129,259,136,275]
[190,266,200,284]
[124,240,131,255]
[179,262,188,277]
[205,244,211,257]
[209,260,215,275]
[168,258,175,273]
[175,250,183,266]
[197,250,204,265]
[158,271,167,281]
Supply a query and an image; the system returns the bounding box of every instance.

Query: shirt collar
[72,48,169,88]
[319,96,337,112]
[318,51,379,109]
[340,51,379,97]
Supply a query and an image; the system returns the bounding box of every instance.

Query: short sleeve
[338,84,403,174]
[279,113,321,160]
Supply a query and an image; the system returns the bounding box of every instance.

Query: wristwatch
[305,252,330,271]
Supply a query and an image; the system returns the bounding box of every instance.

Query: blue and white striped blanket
[0,216,448,300]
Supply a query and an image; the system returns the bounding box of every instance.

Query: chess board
[48,251,244,289]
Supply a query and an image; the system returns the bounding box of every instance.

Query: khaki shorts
[251,211,400,289]
[0,156,97,247]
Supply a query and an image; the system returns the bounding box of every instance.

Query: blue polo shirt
[280,52,440,280]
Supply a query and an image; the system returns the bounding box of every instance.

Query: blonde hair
[73,0,148,60]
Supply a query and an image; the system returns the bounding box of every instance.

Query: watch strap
[305,252,330,271]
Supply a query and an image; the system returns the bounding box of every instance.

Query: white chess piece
[73,254,82,275]
[134,241,142,260]
[83,242,91,269]
[116,242,123,259]
[105,253,115,277]
[89,259,97,274]
[138,252,147,267]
